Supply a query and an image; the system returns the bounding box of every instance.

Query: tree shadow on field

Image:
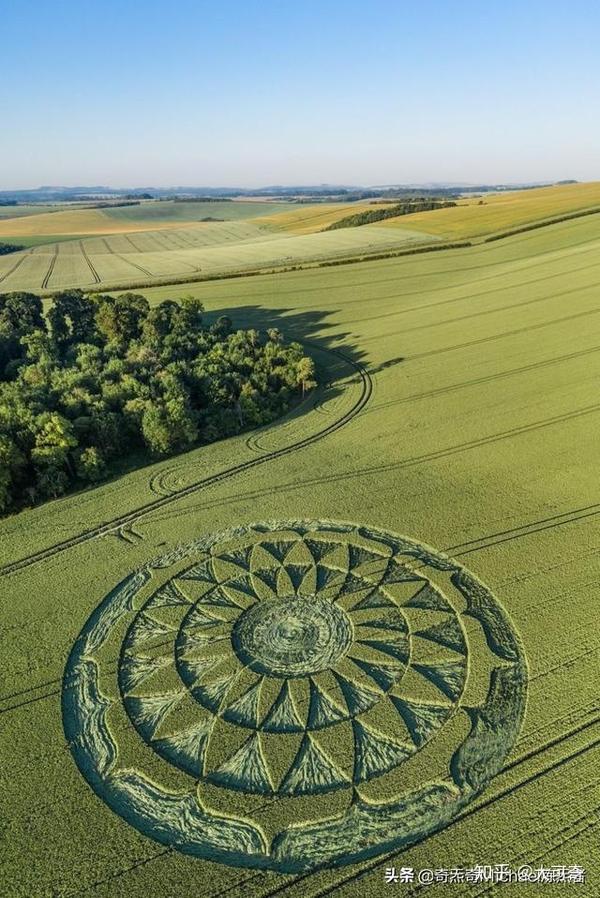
[5,304,369,524]
[202,303,369,387]
[137,303,372,506]
[369,355,405,374]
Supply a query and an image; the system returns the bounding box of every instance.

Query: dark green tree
[0,289,315,513]
[48,290,97,347]
[0,291,45,373]
[93,292,149,345]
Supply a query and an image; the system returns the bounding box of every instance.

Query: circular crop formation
[63,520,527,872]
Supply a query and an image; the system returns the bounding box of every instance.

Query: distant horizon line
[0,178,588,194]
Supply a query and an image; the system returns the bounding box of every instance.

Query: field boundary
[6,204,598,297]
[0,344,372,577]
[482,204,600,242]
[55,240,468,295]
[60,205,600,295]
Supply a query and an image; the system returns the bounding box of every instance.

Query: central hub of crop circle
[232,596,354,676]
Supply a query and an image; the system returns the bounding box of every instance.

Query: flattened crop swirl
[62,519,527,871]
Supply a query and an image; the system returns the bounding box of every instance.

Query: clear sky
[2,0,598,188]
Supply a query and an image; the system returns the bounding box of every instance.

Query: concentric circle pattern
[63,520,527,871]
[230,596,355,677]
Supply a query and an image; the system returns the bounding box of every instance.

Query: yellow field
[375,181,600,239]
[254,202,377,234]
[0,208,193,238]
[4,183,600,249]
[0,201,377,240]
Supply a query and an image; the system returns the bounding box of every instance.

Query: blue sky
[1,0,598,187]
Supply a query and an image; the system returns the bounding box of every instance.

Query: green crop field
[0,220,436,292]
[4,183,600,295]
[0,204,59,220]
[0,198,439,292]
[102,199,294,223]
[2,211,600,897]
[0,201,293,248]
[0,200,371,241]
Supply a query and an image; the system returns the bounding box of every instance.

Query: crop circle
[231,596,355,677]
[63,520,527,871]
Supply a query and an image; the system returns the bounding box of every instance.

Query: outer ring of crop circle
[62,519,528,872]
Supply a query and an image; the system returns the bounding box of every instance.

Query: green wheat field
[1,190,599,896]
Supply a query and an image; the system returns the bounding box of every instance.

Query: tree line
[0,289,316,514]
[324,199,457,230]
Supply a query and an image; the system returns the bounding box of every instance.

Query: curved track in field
[79,240,101,284]
[52,708,600,898]
[101,238,155,278]
[0,344,371,577]
[0,248,34,284]
[40,243,59,289]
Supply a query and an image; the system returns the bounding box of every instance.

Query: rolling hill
[2,209,599,896]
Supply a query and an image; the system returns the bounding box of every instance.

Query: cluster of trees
[91,200,142,209]
[0,289,316,513]
[0,243,24,255]
[325,200,457,230]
